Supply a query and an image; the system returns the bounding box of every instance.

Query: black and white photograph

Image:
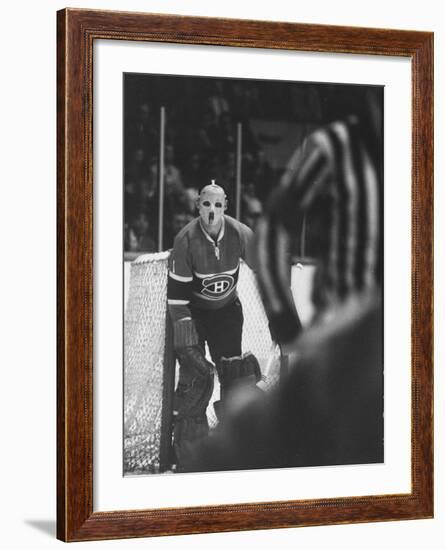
[1,0,440,545]
[123,73,384,476]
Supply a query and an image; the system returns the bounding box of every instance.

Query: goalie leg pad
[174,362,214,419]
[214,352,263,421]
[173,415,209,473]
[174,345,214,422]
[218,352,262,389]
[173,346,214,472]
[177,345,214,379]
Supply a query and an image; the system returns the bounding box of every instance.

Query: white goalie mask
[198,183,227,227]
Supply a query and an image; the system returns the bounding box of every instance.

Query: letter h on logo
[213,281,227,294]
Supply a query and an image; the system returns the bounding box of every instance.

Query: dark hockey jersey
[167,216,254,321]
[257,116,382,343]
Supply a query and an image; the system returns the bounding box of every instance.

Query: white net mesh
[238,261,280,379]
[124,252,169,474]
[124,252,280,474]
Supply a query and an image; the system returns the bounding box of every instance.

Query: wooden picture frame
[57,8,433,542]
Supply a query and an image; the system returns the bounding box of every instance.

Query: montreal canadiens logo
[201,274,235,299]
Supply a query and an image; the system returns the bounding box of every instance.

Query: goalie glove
[173,317,199,350]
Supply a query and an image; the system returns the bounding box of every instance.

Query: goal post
[158,312,176,472]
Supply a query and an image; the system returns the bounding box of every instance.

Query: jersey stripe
[194,265,239,278]
[169,271,193,283]
[167,299,191,305]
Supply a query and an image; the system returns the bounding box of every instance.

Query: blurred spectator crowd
[124,75,355,254]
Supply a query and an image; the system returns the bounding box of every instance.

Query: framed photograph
[57,8,433,542]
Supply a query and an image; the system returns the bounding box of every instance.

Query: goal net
[123,252,280,475]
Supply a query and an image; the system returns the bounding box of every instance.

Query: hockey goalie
[167,181,271,472]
